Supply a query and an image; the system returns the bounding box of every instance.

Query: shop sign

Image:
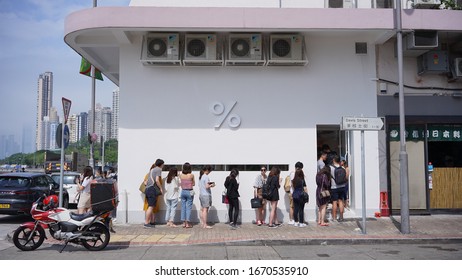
[389,125,462,142]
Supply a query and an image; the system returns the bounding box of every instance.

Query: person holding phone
[224,169,240,229]
[199,165,214,229]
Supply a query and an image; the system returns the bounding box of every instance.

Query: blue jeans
[165,198,178,222]
[180,189,194,222]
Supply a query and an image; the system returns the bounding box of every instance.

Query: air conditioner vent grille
[147,38,167,57]
[272,39,291,58]
[187,39,206,57]
[231,39,250,57]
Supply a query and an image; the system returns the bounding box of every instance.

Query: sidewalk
[103,215,462,247]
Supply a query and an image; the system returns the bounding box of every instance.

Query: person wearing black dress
[224,169,240,229]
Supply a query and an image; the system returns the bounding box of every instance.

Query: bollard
[380,191,390,217]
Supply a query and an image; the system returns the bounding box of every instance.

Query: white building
[64,1,462,224]
[112,88,120,140]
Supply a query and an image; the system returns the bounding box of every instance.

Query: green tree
[441,0,462,9]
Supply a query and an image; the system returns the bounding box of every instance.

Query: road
[1,214,462,260]
[0,241,461,260]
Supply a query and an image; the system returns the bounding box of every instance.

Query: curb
[106,236,462,247]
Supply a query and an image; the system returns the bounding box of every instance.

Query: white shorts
[77,192,91,209]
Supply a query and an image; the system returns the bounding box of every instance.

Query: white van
[50,172,81,209]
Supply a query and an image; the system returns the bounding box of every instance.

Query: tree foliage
[441,0,462,10]
[0,140,118,168]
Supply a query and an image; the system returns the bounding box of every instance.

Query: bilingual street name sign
[341,117,385,131]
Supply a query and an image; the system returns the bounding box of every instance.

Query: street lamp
[395,0,410,234]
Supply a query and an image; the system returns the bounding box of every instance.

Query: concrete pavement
[4,214,462,247]
[104,214,462,246]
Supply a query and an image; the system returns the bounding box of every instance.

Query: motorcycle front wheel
[13,225,45,251]
[81,222,110,251]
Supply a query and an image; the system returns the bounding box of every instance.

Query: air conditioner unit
[225,34,265,66]
[374,0,393,8]
[413,0,441,9]
[326,0,354,8]
[267,34,308,66]
[455,58,462,77]
[403,30,438,57]
[140,33,181,66]
[183,34,223,66]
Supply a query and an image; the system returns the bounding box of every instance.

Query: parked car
[50,172,80,208]
[0,173,69,215]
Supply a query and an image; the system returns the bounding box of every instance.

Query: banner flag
[79,57,103,81]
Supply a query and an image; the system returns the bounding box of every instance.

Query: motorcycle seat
[70,211,94,221]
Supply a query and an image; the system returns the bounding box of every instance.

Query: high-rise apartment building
[36,72,53,151]
[89,104,112,143]
[0,135,20,160]
[78,112,88,142]
[101,107,112,142]
[111,88,119,140]
[68,114,78,143]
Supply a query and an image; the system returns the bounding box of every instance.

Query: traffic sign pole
[341,116,384,234]
[59,121,65,208]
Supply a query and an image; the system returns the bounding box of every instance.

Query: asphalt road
[1,214,461,260]
[0,241,461,260]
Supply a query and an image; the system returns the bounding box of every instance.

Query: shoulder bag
[250,196,262,208]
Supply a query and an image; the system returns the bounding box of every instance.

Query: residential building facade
[35,72,53,151]
[64,1,462,224]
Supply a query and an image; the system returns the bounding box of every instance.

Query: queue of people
[139,153,349,229]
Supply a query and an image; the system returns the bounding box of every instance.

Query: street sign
[62,98,72,124]
[341,117,384,131]
[56,124,70,149]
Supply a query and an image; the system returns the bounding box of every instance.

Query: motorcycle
[12,194,111,252]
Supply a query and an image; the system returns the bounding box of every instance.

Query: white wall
[116,32,381,224]
[129,0,388,8]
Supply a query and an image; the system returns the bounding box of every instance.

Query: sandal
[257,220,262,226]
[320,223,329,226]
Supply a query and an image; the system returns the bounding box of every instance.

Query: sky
[0,0,131,140]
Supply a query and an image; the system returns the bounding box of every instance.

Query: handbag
[302,191,309,204]
[146,171,161,196]
[251,197,262,208]
[139,181,146,193]
[153,184,162,196]
[320,189,331,198]
[222,191,229,204]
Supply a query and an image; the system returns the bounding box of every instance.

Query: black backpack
[261,178,271,199]
[333,166,347,185]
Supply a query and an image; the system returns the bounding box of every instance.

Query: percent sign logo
[210,101,241,129]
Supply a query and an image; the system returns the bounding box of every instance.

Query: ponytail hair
[199,165,213,180]
[166,167,178,184]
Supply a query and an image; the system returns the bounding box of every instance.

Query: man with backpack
[329,155,348,222]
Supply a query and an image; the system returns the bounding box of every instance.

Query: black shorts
[145,186,157,207]
[331,187,347,201]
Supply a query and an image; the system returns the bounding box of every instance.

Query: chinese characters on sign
[389,125,462,142]
[341,117,384,131]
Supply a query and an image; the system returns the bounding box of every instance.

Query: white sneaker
[288,220,295,225]
[298,223,307,227]
[293,222,299,227]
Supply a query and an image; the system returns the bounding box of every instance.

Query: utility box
[417,51,449,75]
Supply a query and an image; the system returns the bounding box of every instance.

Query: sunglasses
[261,169,266,172]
